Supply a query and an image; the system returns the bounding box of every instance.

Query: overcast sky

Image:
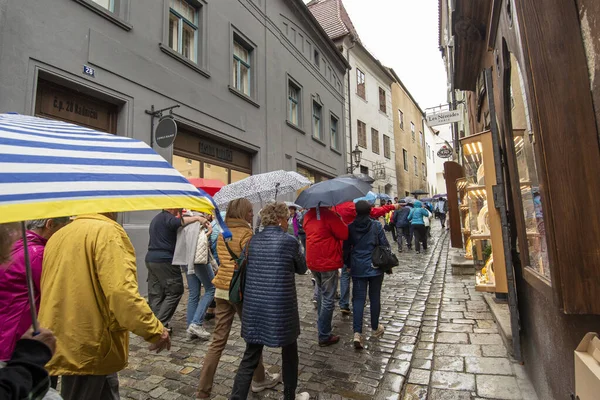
[340,0,448,110]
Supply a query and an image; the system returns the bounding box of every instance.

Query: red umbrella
[187,178,225,196]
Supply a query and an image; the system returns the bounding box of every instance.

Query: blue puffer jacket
[241,226,307,347]
[344,215,389,278]
[408,201,430,225]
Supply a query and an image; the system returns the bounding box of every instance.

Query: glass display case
[461,131,508,293]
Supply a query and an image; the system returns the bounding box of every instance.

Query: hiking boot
[187,324,211,341]
[353,333,364,350]
[319,335,340,347]
[340,308,351,316]
[251,371,281,393]
[372,324,385,338]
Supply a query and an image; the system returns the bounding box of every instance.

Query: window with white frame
[357,69,366,99]
[91,0,113,11]
[383,135,391,159]
[312,101,323,140]
[399,109,404,130]
[288,80,301,126]
[169,0,199,62]
[233,40,251,96]
[371,128,380,154]
[403,149,408,171]
[422,162,426,179]
[419,131,424,147]
[331,115,340,151]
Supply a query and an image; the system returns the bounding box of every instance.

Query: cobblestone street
[120,226,538,400]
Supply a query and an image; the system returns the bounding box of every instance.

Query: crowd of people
[0,194,449,400]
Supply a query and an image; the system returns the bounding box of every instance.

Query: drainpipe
[347,36,357,173]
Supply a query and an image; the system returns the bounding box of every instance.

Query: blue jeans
[312,270,339,342]
[339,266,351,309]
[352,274,384,334]
[185,264,215,326]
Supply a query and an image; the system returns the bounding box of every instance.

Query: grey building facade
[0,0,348,293]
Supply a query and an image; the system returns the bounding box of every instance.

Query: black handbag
[372,223,399,273]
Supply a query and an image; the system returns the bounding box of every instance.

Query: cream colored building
[389,69,429,198]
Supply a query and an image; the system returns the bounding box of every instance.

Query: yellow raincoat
[39,214,163,376]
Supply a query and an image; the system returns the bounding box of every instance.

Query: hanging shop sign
[155,117,178,148]
[437,146,454,159]
[426,110,462,127]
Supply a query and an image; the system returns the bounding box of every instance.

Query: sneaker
[187,324,211,341]
[186,330,197,340]
[311,278,316,287]
[416,251,420,254]
[340,308,351,316]
[296,392,310,400]
[319,335,340,347]
[251,371,281,393]
[372,324,385,338]
[353,332,364,349]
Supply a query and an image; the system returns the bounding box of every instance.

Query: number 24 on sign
[83,65,95,78]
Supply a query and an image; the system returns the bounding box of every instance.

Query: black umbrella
[296,177,371,209]
[338,173,375,184]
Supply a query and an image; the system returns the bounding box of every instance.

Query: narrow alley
[120,226,537,400]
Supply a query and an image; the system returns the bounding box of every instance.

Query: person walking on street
[229,202,309,400]
[39,213,171,400]
[391,204,412,252]
[437,198,448,229]
[344,201,388,349]
[0,218,69,361]
[423,203,433,239]
[0,222,57,400]
[303,207,348,346]
[145,209,206,332]
[172,212,215,341]
[197,199,279,399]
[408,201,430,254]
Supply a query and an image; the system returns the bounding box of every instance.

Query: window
[91,0,113,11]
[422,162,426,179]
[419,131,424,147]
[288,79,301,126]
[169,0,199,62]
[414,156,418,176]
[398,109,404,130]
[357,120,367,148]
[330,115,340,151]
[360,165,369,175]
[371,128,380,154]
[383,135,391,159]
[403,149,408,171]
[314,50,320,69]
[379,87,387,113]
[312,101,322,141]
[357,69,366,99]
[232,40,251,96]
[426,144,430,158]
[411,122,415,141]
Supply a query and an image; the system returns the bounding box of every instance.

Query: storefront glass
[203,163,228,183]
[173,155,200,179]
[510,55,550,281]
[231,169,250,183]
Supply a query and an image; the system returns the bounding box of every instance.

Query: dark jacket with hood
[344,215,389,278]
[391,207,411,228]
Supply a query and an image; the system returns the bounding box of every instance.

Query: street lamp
[350,144,362,173]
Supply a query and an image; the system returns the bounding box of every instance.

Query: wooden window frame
[383,135,391,159]
[357,120,367,148]
[379,87,387,113]
[403,149,408,171]
[356,68,366,99]
[371,128,380,154]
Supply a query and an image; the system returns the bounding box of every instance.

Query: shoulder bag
[225,242,249,304]
[372,222,399,273]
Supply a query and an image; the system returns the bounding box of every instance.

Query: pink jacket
[0,231,46,360]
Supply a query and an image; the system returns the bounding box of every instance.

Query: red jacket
[303,208,348,272]
[335,202,397,225]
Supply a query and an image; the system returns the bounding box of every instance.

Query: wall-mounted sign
[437,146,454,159]
[83,65,96,78]
[155,117,178,148]
[199,140,233,162]
[426,110,462,127]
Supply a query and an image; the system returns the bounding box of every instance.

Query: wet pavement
[120,225,538,400]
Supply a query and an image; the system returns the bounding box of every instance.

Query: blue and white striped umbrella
[0,113,230,238]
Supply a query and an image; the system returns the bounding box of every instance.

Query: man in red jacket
[333,201,399,314]
[303,207,348,346]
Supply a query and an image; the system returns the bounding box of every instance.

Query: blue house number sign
[83,65,95,78]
